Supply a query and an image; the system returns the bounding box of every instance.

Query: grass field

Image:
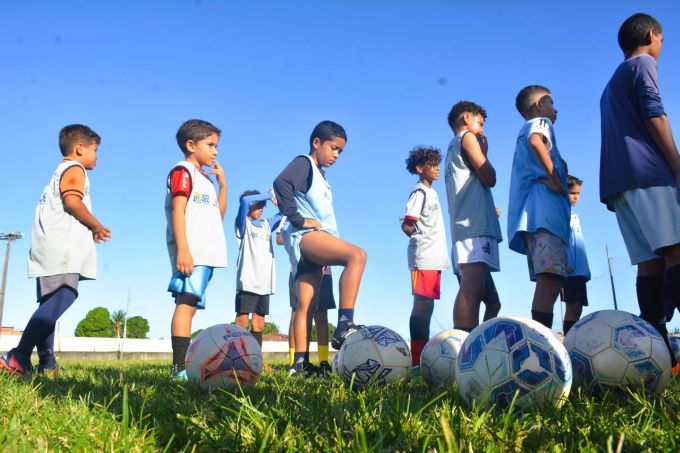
[2,360,680,452]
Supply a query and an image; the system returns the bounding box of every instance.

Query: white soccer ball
[668,334,680,364]
[338,325,411,389]
[185,324,263,390]
[331,350,341,375]
[456,317,572,409]
[420,329,468,388]
[564,310,671,394]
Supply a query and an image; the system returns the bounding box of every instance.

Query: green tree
[310,323,336,342]
[244,321,280,335]
[75,307,113,337]
[111,309,126,338]
[191,329,204,339]
[126,316,149,339]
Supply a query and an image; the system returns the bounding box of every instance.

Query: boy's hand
[477,134,488,156]
[176,248,194,276]
[537,177,566,195]
[302,218,322,230]
[210,161,226,187]
[268,188,278,206]
[92,224,112,243]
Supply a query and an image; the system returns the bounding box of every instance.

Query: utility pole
[606,244,619,310]
[0,232,24,340]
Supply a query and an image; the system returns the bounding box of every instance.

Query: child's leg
[662,244,680,315]
[531,274,562,328]
[481,274,501,322]
[453,263,487,331]
[563,303,583,335]
[16,287,77,360]
[234,313,250,329]
[314,309,329,362]
[292,269,323,370]
[410,295,434,366]
[251,313,265,347]
[288,309,296,366]
[170,294,198,372]
[36,331,57,368]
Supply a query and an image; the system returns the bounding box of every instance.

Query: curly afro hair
[406,146,442,175]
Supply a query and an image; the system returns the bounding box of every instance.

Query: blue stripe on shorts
[167,265,214,310]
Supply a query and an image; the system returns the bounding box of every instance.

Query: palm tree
[110,309,127,338]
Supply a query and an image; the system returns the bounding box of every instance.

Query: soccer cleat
[672,362,680,378]
[37,362,63,373]
[318,361,332,376]
[170,364,188,380]
[331,323,365,350]
[288,363,322,379]
[0,349,33,376]
[411,365,422,376]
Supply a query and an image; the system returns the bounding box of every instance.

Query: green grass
[2,361,680,452]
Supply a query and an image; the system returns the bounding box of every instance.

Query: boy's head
[59,124,101,169]
[567,175,583,206]
[515,85,557,123]
[447,101,487,135]
[309,120,347,168]
[405,146,442,183]
[176,119,221,166]
[240,189,266,219]
[618,13,663,59]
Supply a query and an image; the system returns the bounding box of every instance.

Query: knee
[351,246,368,266]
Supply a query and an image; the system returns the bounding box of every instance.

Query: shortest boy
[1,124,111,376]
[234,189,282,347]
[402,146,450,368]
[166,119,227,378]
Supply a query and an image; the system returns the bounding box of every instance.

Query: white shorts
[453,236,500,272]
[611,186,680,265]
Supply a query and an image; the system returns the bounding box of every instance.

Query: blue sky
[1,1,679,340]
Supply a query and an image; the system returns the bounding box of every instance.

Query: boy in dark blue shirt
[600,13,680,373]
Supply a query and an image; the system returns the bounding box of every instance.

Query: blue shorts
[167,265,214,310]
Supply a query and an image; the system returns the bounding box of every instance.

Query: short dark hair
[515,85,551,117]
[58,124,100,156]
[405,146,442,175]
[447,101,487,131]
[239,189,261,203]
[618,13,662,53]
[176,119,221,154]
[309,120,347,148]
[567,175,583,188]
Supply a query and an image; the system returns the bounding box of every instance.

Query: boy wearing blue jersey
[600,14,680,371]
[508,86,570,329]
[166,119,227,378]
[234,190,282,347]
[1,125,111,376]
[274,121,367,376]
[561,176,590,335]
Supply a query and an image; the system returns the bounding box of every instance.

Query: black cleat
[331,323,364,350]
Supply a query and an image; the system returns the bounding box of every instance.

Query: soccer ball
[564,310,671,394]
[668,334,680,364]
[420,329,468,388]
[338,325,411,389]
[185,324,263,390]
[456,317,572,409]
[331,350,341,375]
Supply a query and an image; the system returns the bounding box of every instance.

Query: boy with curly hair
[402,146,450,367]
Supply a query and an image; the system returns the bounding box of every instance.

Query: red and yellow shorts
[410,269,441,299]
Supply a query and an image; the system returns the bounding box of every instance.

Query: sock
[37,331,56,365]
[337,308,355,331]
[289,348,295,366]
[637,276,675,366]
[531,310,553,329]
[409,316,430,366]
[563,320,576,336]
[293,352,306,371]
[17,287,77,356]
[453,326,473,333]
[171,336,191,371]
[318,345,329,363]
[250,330,263,347]
[666,265,680,313]
[410,340,426,367]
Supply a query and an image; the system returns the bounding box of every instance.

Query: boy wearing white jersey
[445,101,503,332]
[166,119,227,379]
[508,86,570,329]
[1,125,111,376]
[561,175,590,335]
[402,146,450,367]
[273,121,367,377]
[234,189,282,347]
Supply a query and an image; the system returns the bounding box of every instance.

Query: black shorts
[288,271,336,311]
[288,273,299,310]
[235,291,270,315]
[561,277,588,306]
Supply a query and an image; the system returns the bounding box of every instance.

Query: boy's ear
[311,137,321,150]
[73,142,85,156]
[184,140,196,153]
[462,112,471,126]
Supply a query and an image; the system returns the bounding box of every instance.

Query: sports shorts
[317,273,336,310]
[411,269,441,300]
[235,291,270,316]
[610,186,680,265]
[561,276,588,306]
[167,265,214,310]
[36,273,80,302]
[526,229,567,281]
[288,272,299,310]
[453,236,500,272]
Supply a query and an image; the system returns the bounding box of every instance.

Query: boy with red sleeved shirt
[165,119,228,378]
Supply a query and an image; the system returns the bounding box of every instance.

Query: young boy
[561,175,590,335]
[0,124,111,376]
[402,146,450,367]
[234,189,282,347]
[314,266,336,373]
[600,13,680,370]
[445,101,503,332]
[273,120,367,376]
[508,86,570,329]
[166,119,227,378]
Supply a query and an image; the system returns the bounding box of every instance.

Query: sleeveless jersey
[568,210,591,280]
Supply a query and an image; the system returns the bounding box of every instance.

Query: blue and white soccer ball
[331,350,341,376]
[564,310,671,394]
[456,317,572,409]
[185,324,263,390]
[420,329,468,388]
[338,325,411,389]
[668,334,680,364]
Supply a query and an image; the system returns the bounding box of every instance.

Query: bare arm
[645,115,680,186]
[401,218,416,237]
[171,195,193,275]
[60,165,111,242]
[462,132,496,187]
[528,133,565,194]
[209,161,227,219]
